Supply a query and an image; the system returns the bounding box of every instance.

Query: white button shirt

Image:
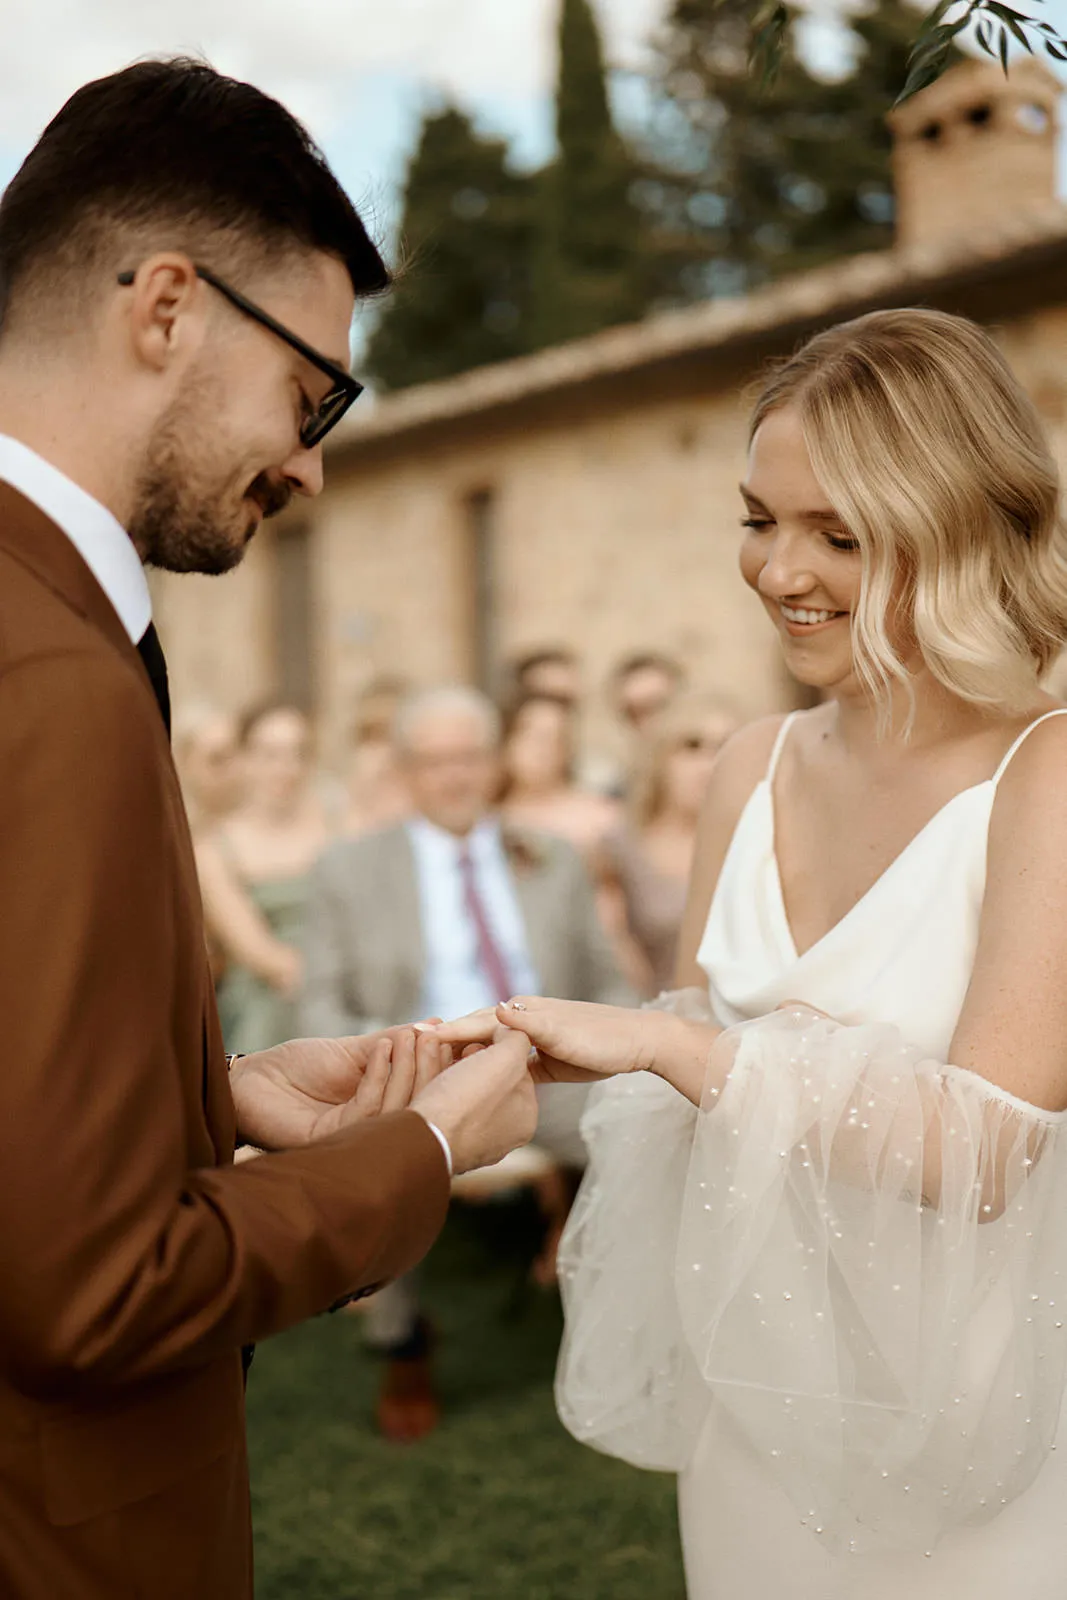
[0,434,151,642]
[407,814,541,1021]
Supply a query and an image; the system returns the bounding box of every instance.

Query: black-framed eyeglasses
[116,263,364,448]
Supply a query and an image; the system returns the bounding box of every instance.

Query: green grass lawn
[247,1195,686,1600]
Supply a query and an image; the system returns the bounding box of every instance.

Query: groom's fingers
[381,1028,418,1114]
[413,1032,446,1095]
[352,1037,392,1117]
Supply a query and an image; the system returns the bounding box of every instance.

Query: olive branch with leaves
[748,0,1067,101]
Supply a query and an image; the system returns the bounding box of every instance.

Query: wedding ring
[508,1000,528,1012]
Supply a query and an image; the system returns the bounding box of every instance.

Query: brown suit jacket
[0,484,451,1599]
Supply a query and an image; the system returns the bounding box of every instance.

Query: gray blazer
[299,819,633,1037]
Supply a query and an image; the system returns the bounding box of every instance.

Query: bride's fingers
[495,997,560,1047]
[528,1051,600,1086]
[495,997,541,1026]
[419,1007,498,1046]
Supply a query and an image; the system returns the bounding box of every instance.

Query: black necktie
[136,622,171,739]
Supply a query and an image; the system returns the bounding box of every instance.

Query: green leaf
[1045,37,1067,57]
[749,2,790,91]
[896,44,953,104]
[983,1,1035,49]
[916,0,960,35]
[998,22,1011,70]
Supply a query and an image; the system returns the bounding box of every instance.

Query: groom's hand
[230,1028,450,1151]
[410,1027,539,1174]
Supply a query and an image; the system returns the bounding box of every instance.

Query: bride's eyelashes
[739,516,859,554]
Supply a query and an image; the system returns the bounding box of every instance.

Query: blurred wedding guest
[510,645,582,706]
[611,650,686,739]
[500,691,621,863]
[301,684,631,1440]
[173,703,240,836]
[199,701,332,1055]
[173,704,241,985]
[340,674,411,836]
[600,696,740,996]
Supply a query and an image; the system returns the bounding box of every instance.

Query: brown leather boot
[375,1320,440,1443]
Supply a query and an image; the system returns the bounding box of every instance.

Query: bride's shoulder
[699,706,834,844]
[981,705,1067,904]
[989,702,1067,822]
[710,713,793,810]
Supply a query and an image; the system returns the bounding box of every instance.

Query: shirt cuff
[424,1119,454,1178]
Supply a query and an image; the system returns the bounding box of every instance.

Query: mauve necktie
[457,840,513,1003]
[136,622,171,739]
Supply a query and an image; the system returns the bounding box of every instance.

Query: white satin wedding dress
[556,709,1067,1598]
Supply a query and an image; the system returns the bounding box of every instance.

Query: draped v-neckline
[763,773,995,964]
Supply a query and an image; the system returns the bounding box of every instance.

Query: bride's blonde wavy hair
[750,308,1067,715]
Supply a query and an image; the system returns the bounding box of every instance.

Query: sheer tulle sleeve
[555,998,1067,1556]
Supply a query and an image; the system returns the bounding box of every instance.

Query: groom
[0,57,537,1600]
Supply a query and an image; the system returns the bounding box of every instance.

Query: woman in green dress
[198,701,332,1055]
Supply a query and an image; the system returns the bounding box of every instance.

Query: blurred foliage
[745,0,1067,100]
[367,0,987,392]
[637,0,963,300]
[530,0,652,347]
[365,107,537,391]
[368,0,651,391]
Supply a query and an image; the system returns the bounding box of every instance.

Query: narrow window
[274,522,315,710]
[466,489,498,696]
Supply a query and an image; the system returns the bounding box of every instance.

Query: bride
[436,307,1067,1596]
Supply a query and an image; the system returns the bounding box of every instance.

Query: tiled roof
[330,200,1067,455]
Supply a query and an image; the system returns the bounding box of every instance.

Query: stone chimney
[888,56,1061,249]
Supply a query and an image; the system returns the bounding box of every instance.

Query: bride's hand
[427,1000,658,1080]
[496,997,668,1080]
[428,1000,721,1099]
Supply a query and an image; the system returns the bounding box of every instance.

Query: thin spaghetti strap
[991,707,1067,786]
[765,712,799,784]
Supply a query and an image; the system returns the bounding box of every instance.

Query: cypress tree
[366,105,535,391]
[532,0,649,346]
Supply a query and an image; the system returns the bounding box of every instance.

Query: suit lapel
[0,483,139,651]
[0,482,164,732]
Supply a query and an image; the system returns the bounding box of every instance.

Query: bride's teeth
[782,604,836,624]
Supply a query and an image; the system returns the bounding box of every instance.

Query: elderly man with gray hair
[300,684,632,1439]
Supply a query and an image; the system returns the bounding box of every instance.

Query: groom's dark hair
[0,56,390,338]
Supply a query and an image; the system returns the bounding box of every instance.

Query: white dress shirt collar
[407,813,502,858]
[0,434,152,644]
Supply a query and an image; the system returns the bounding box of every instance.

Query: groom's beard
[129,381,292,576]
